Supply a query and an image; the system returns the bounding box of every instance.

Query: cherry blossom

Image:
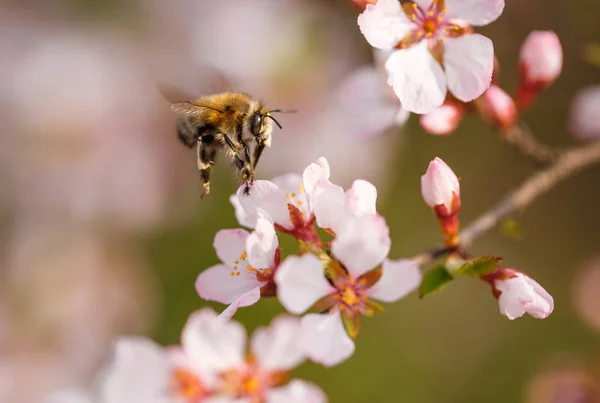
[178,308,326,402]
[517,31,563,108]
[421,157,460,215]
[231,157,330,243]
[196,213,280,320]
[419,102,465,135]
[275,215,422,366]
[45,337,171,403]
[358,0,504,113]
[483,269,554,320]
[475,85,517,131]
[570,85,600,141]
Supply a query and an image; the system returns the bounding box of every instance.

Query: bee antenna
[269,109,297,114]
[266,115,283,129]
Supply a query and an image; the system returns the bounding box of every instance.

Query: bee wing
[158,65,236,103]
[170,101,225,116]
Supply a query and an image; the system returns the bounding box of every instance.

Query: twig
[501,123,561,164]
[413,142,600,266]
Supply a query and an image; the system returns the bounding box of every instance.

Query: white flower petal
[419,103,463,135]
[300,312,355,367]
[570,85,600,141]
[246,213,278,269]
[345,179,377,217]
[332,215,391,278]
[385,44,447,114]
[45,390,93,403]
[196,264,263,304]
[444,34,494,102]
[275,254,335,314]
[267,380,327,403]
[213,229,250,268]
[420,157,460,211]
[205,397,250,403]
[445,0,505,26]
[218,287,262,321]
[358,0,415,49]
[237,181,292,229]
[302,157,331,200]
[230,195,257,229]
[181,308,246,379]
[100,337,170,403]
[312,180,345,232]
[251,315,306,372]
[368,259,422,302]
[271,173,311,218]
[496,273,554,320]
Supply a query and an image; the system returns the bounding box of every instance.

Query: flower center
[422,18,439,36]
[172,368,205,402]
[336,279,368,312]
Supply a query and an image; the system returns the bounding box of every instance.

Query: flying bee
[169,92,291,198]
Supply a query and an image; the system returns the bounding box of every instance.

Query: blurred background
[1,0,599,402]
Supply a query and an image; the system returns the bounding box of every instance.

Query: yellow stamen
[240,251,247,260]
[236,272,240,276]
[342,288,359,307]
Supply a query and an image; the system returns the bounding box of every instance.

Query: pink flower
[358,0,504,113]
[484,269,554,320]
[421,157,460,215]
[570,85,600,141]
[178,308,326,402]
[517,31,563,107]
[275,215,421,366]
[231,157,330,243]
[475,85,517,131]
[196,213,280,320]
[45,337,170,403]
[420,102,464,135]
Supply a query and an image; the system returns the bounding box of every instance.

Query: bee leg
[224,133,254,194]
[196,140,214,199]
[252,142,266,169]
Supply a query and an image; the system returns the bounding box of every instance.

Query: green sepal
[454,256,502,277]
[419,265,453,298]
[341,310,361,340]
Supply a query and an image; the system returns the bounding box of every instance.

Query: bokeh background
[1,0,600,402]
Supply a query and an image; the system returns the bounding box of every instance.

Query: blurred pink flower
[275,217,421,366]
[569,85,600,141]
[179,309,326,402]
[195,213,280,320]
[358,0,503,113]
[419,103,464,135]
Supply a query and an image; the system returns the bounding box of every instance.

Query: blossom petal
[302,157,331,200]
[357,0,415,49]
[230,195,257,229]
[271,173,311,218]
[496,273,554,320]
[275,254,335,314]
[419,103,463,135]
[100,337,170,403]
[300,312,355,367]
[267,380,327,403]
[251,315,306,371]
[332,215,391,277]
[312,180,345,232]
[218,287,262,321]
[445,0,505,26]
[45,391,93,403]
[246,213,278,269]
[213,229,250,268]
[385,44,447,114]
[345,179,377,217]
[181,308,246,380]
[444,34,494,102]
[237,181,292,229]
[368,259,422,302]
[196,264,263,304]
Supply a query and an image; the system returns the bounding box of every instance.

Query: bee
[169,92,291,198]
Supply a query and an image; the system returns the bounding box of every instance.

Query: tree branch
[413,142,600,266]
[501,123,561,164]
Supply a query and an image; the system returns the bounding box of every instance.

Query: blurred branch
[501,123,561,164]
[413,141,600,266]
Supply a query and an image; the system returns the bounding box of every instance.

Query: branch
[413,142,600,266]
[501,123,561,164]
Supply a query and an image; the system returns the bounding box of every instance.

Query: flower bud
[420,102,465,136]
[517,31,563,108]
[476,85,517,131]
[483,268,554,320]
[421,158,461,239]
[351,0,377,12]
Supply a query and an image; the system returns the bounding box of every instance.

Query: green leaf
[454,256,502,277]
[501,218,523,240]
[419,265,453,298]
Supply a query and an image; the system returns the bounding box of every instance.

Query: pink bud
[420,103,464,136]
[351,0,376,11]
[517,31,563,108]
[476,85,517,131]
[420,157,460,215]
[569,85,600,141]
[484,269,554,320]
